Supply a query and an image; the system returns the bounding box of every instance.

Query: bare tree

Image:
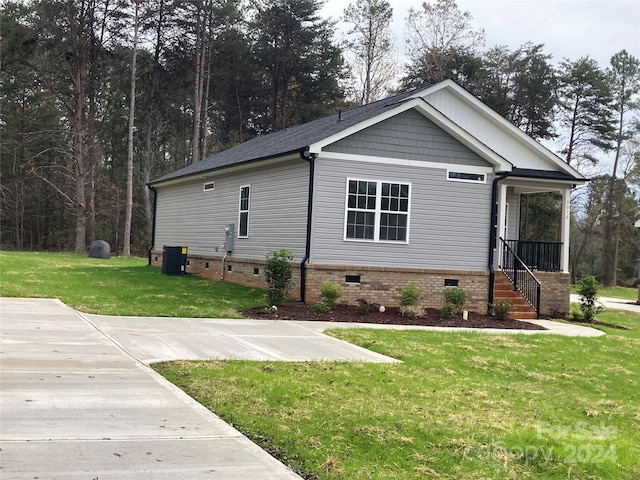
[405,0,484,83]
[123,0,141,257]
[342,0,397,105]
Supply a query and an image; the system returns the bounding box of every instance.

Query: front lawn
[0,251,266,317]
[155,310,640,479]
[571,283,638,302]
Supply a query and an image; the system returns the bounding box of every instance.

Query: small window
[227,264,232,272]
[238,185,250,238]
[253,268,259,275]
[203,181,215,191]
[444,279,459,287]
[447,171,486,183]
[205,262,210,269]
[345,275,361,284]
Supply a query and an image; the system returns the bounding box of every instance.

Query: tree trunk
[123,1,140,257]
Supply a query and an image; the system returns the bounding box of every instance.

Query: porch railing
[504,239,562,272]
[500,238,541,317]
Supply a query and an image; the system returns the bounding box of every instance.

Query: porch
[491,170,583,318]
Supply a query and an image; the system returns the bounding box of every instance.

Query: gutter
[299,148,317,303]
[147,185,158,266]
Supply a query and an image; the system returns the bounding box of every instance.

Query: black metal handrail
[504,239,562,272]
[500,238,541,318]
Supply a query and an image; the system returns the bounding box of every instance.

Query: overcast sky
[321,0,640,69]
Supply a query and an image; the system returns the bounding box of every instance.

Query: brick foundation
[149,251,302,298]
[150,251,570,316]
[305,264,490,313]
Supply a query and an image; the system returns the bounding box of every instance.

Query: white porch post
[560,188,571,273]
[496,183,508,268]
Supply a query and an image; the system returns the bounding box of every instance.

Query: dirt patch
[243,303,547,331]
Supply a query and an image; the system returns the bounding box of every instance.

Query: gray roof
[150,89,420,185]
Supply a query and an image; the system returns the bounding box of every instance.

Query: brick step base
[494,273,537,319]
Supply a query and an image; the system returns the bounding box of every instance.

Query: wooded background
[1,0,639,285]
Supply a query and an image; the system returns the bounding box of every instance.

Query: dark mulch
[243,303,547,330]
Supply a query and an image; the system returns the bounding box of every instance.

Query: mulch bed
[243,303,547,331]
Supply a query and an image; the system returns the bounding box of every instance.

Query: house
[148,80,587,317]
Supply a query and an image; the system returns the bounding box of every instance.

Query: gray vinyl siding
[310,158,493,271]
[155,160,308,260]
[324,109,491,167]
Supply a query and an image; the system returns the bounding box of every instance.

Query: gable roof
[150,80,585,186]
[150,89,420,185]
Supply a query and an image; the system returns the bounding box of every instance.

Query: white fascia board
[316,151,493,174]
[418,80,586,180]
[309,97,512,172]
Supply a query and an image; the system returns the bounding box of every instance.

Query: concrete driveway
[1,297,605,479]
[0,298,302,480]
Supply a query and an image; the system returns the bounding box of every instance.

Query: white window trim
[238,185,250,238]
[203,181,215,191]
[343,178,411,244]
[446,168,487,184]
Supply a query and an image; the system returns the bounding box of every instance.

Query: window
[203,181,215,191]
[345,179,410,242]
[238,185,250,238]
[447,170,486,183]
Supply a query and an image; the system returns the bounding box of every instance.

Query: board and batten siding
[324,109,492,168]
[310,157,493,271]
[154,159,309,260]
[506,189,521,240]
[424,89,551,171]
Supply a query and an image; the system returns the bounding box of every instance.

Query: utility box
[224,224,234,253]
[162,246,187,275]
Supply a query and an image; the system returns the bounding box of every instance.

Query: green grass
[155,311,640,479]
[571,284,639,302]
[0,251,266,317]
[3,251,639,478]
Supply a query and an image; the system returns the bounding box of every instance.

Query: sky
[320,0,640,69]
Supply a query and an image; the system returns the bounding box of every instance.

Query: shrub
[578,275,602,322]
[264,249,293,306]
[443,287,466,314]
[400,282,422,307]
[441,304,455,318]
[356,298,373,314]
[320,282,342,309]
[568,303,584,322]
[311,300,332,313]
[400,305,425,318]
[493,299,512,320]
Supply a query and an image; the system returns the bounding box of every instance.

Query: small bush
[320,282,342,308]
[493,299,512,320]
[400,305,425,318]
[264,249,293,306]
[311,300,332,313]
[262,305,278,315]
[356,298,373,314]
[568,303,584,322]
[441,304,455,318]
[578,275,602,322]
[443,287,466,314]
[400,282,422,307]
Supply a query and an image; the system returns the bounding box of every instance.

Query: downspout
[147,185,158,266]
[299,148,316,303]
[488,172,515,313]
